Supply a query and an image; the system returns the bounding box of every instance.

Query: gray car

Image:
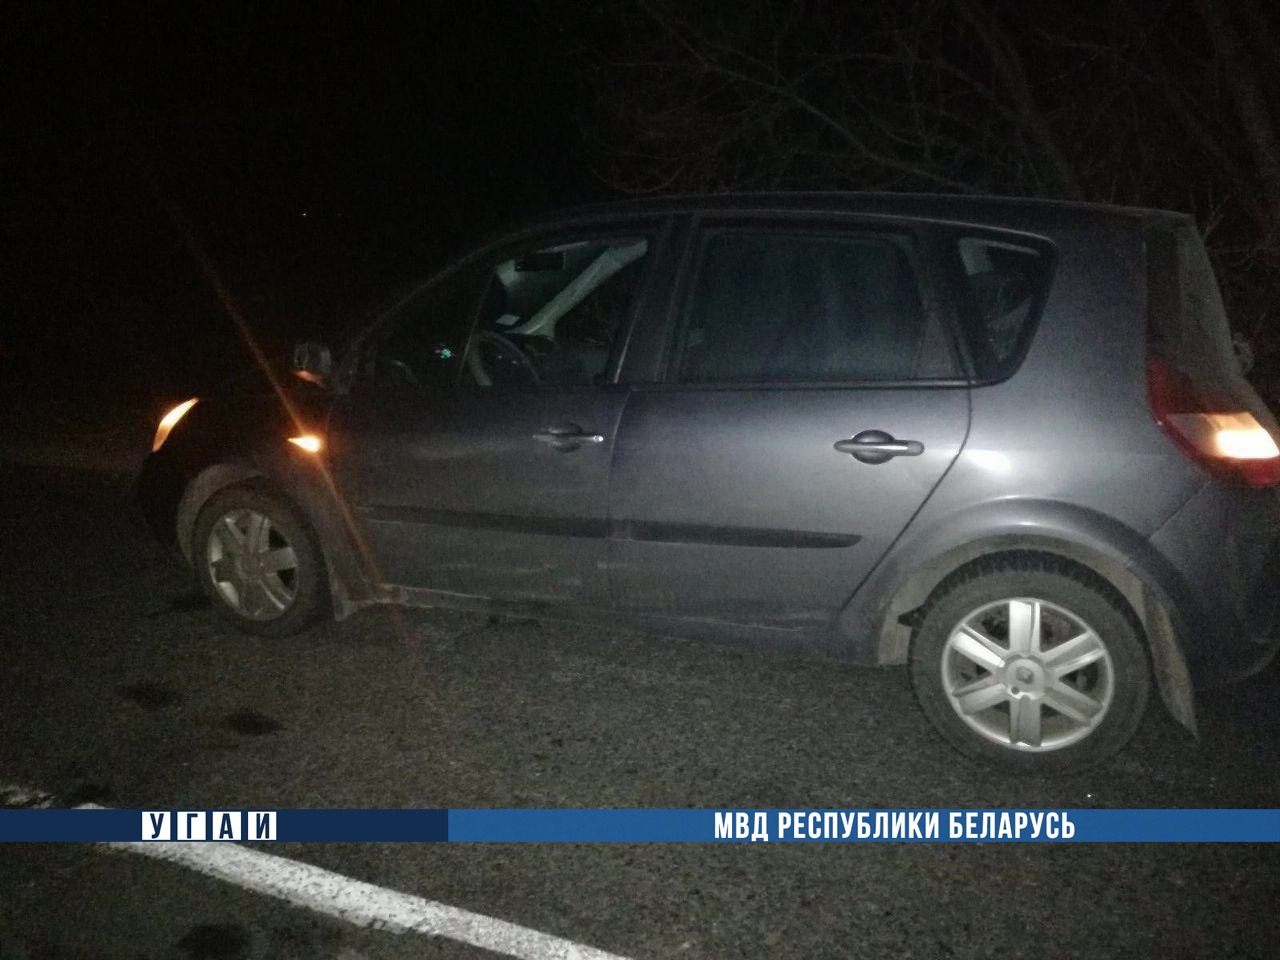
[139,193,1280,771]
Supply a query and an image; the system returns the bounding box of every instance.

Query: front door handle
[834,430,925,465]
[533,423,606,452]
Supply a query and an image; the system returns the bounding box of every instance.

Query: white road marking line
[99,835,635,960]
[3,787,636,960]
[0,783,53,808]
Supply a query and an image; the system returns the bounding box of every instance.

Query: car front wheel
[192,481,328,637]
[910,557,1151,772]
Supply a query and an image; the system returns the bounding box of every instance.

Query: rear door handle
[834,430,925,465]
[533,423,605,451]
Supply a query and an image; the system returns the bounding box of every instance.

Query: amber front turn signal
[152,398,198,452]
[287,434,323,454]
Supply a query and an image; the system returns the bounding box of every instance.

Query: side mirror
[292,341,333,387]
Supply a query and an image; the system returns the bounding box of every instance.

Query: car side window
[357,262,486,398]
[464,235,650,389]
[953,235,1050,380]
[677,229,951,384]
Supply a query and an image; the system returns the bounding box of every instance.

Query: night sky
[8,2,1280,402]
[8,3,601,393]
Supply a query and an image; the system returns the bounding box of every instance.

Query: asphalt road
[1,454,1278,960]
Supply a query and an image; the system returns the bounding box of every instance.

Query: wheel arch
[175,459,373,620]
[839,501,1198,734]
[175,462,265,564]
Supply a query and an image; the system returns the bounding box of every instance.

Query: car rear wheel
[193,482,328,636]
[910,557,1150,772]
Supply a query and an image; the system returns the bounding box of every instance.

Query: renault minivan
[139,194,1280,770]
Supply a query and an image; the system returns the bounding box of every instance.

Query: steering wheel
[467,330,542,387]
[376,355,421,388]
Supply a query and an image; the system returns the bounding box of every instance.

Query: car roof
[512,191,1191,237]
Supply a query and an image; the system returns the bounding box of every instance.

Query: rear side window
[677,230,955,384]
[953,236,1050,381]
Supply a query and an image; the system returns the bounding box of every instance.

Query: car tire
[909,555,1150,773]
[192,481,329,637]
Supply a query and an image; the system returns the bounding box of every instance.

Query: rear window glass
[954,236,1050,380]
[1151,227,1241,384]
[678,230,955,384]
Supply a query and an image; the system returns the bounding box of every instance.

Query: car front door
[607,218,970,630]
[328,221,668,605]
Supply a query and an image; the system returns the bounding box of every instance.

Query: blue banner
[1,808,1277,843]
[450,808,1280,843]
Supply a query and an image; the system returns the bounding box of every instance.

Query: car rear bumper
[1149,481,1280,687]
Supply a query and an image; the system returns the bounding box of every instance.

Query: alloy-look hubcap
[206,508,298,621]
[941,598,1114,752]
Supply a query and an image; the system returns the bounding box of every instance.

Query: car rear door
[607,215,970,629]
[327,219,670,605]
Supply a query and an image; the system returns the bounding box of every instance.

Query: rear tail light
[1147,358,1280,487]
